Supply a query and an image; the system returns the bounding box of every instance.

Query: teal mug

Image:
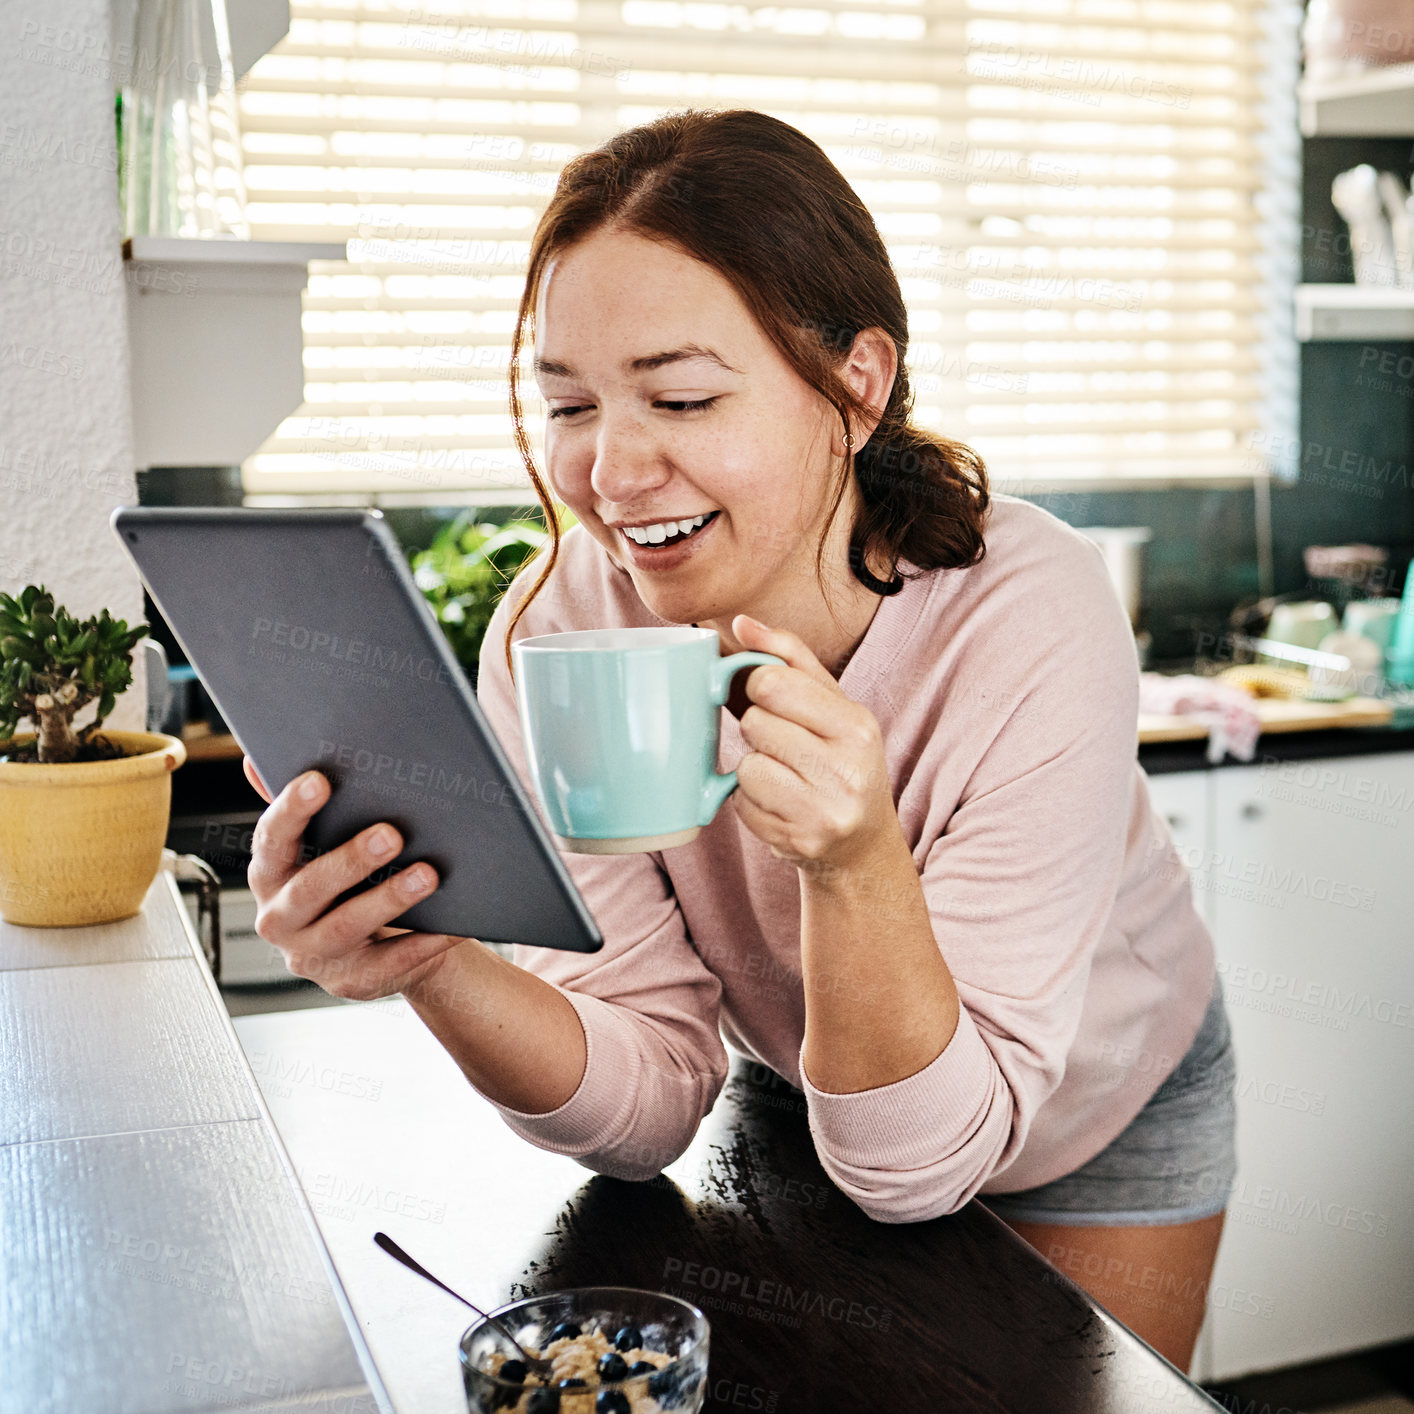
[511,626,785,853]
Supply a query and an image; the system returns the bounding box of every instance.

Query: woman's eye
[547,397,720,420]
[655,397,719,413]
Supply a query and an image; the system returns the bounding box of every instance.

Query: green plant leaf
[2,637,41,666]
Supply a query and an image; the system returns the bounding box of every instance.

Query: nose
[587,406,672,511]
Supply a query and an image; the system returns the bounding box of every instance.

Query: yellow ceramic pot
[0,730,186,927]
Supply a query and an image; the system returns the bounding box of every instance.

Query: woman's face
[531,226,867,630]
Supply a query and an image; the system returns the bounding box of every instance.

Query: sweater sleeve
[798,539,1140,1223]
[465,591,729,1180]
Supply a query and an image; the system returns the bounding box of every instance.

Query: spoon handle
[373,1232,477,1311]
[372,1231,549,1376]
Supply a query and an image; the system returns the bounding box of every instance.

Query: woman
[245,108,1236,1373]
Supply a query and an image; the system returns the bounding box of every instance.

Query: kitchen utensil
[1222,637,1362,702]
[1309,630,1384,697]
[1377,171,1414,290]
[1332,165,1400,287]
[1343,597,1403,658]
[372,1232,555,1379]
[1074,526,1152,628]
[1260,602,1339,664]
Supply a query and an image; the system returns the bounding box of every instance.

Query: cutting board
[1138,694,1394,744]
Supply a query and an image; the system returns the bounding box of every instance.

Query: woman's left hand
[729,614,901,875]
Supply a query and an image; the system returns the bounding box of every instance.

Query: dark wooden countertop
[1140,720,1414,773]
[232,1001,1224,1414]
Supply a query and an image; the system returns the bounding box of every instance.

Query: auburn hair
[501,107,989,688]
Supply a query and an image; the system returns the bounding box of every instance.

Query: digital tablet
[111,506,602,953]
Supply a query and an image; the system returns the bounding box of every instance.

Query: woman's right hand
[243,757,469,1001]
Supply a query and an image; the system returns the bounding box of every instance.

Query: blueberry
[626,1360,656,1377]
[596,1351,628,1382]
[498,1359,527,1384]
[612,1324,643,1353]
[557,1377,587,1389]
[648,1365,689,1410]
[547,1321,582,1343]
[526,1391,561,1414]
[595,1393,631,1414]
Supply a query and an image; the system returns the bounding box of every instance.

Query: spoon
[372,1231,555,1380]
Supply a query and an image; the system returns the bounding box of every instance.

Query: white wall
[0,0,145,732]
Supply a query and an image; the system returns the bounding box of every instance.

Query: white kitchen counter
[0,873,392,1414]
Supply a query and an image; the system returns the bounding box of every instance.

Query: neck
[694,482,895,679]
[703,565,889,680]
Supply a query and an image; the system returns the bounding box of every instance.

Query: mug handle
[699,651,787,826]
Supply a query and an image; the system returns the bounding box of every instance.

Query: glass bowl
[458,1286,709,1413]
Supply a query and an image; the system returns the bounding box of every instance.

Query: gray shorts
[980,972,1237,1227]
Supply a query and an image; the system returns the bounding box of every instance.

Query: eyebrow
[533,343,743,379]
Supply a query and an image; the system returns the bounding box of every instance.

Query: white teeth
[624,513,709,545]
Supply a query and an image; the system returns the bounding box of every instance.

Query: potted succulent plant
[410,507,575,690]
[0,585,186,927]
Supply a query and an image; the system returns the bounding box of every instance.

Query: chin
[634,585,698,618]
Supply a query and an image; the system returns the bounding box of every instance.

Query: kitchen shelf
[1299,62,1414,136]
[123,236,342,267]
[1295,283,1414,340]
[124,237,345,470]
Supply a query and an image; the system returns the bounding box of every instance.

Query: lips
[621,510,720,549]
[619,510,721,569]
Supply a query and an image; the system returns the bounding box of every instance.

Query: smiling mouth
[620,510,721,549]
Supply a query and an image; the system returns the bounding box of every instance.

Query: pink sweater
[471,494,1216,1223]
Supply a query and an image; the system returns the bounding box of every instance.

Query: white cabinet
[125,237,345,469]
[1144,754,1414,1381]
[1143,770,1213,928]
[1203,753,1414,1379]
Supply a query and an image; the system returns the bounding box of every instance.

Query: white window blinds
[237,0,1300,499]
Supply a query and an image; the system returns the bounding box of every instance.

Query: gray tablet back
[112,506,602,953]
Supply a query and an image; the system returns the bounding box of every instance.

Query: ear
[840,326,898,446]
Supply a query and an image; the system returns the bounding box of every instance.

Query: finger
[247,770,331,892]
[242,755,273,804]
[742,659,874,744]
[732,614,841,690]
[299,928,468,1002]
[731,775,792,832]
[257,819,409,940]
[737,743,818,819]
[290,856,441,965]
[738,706,828,791]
